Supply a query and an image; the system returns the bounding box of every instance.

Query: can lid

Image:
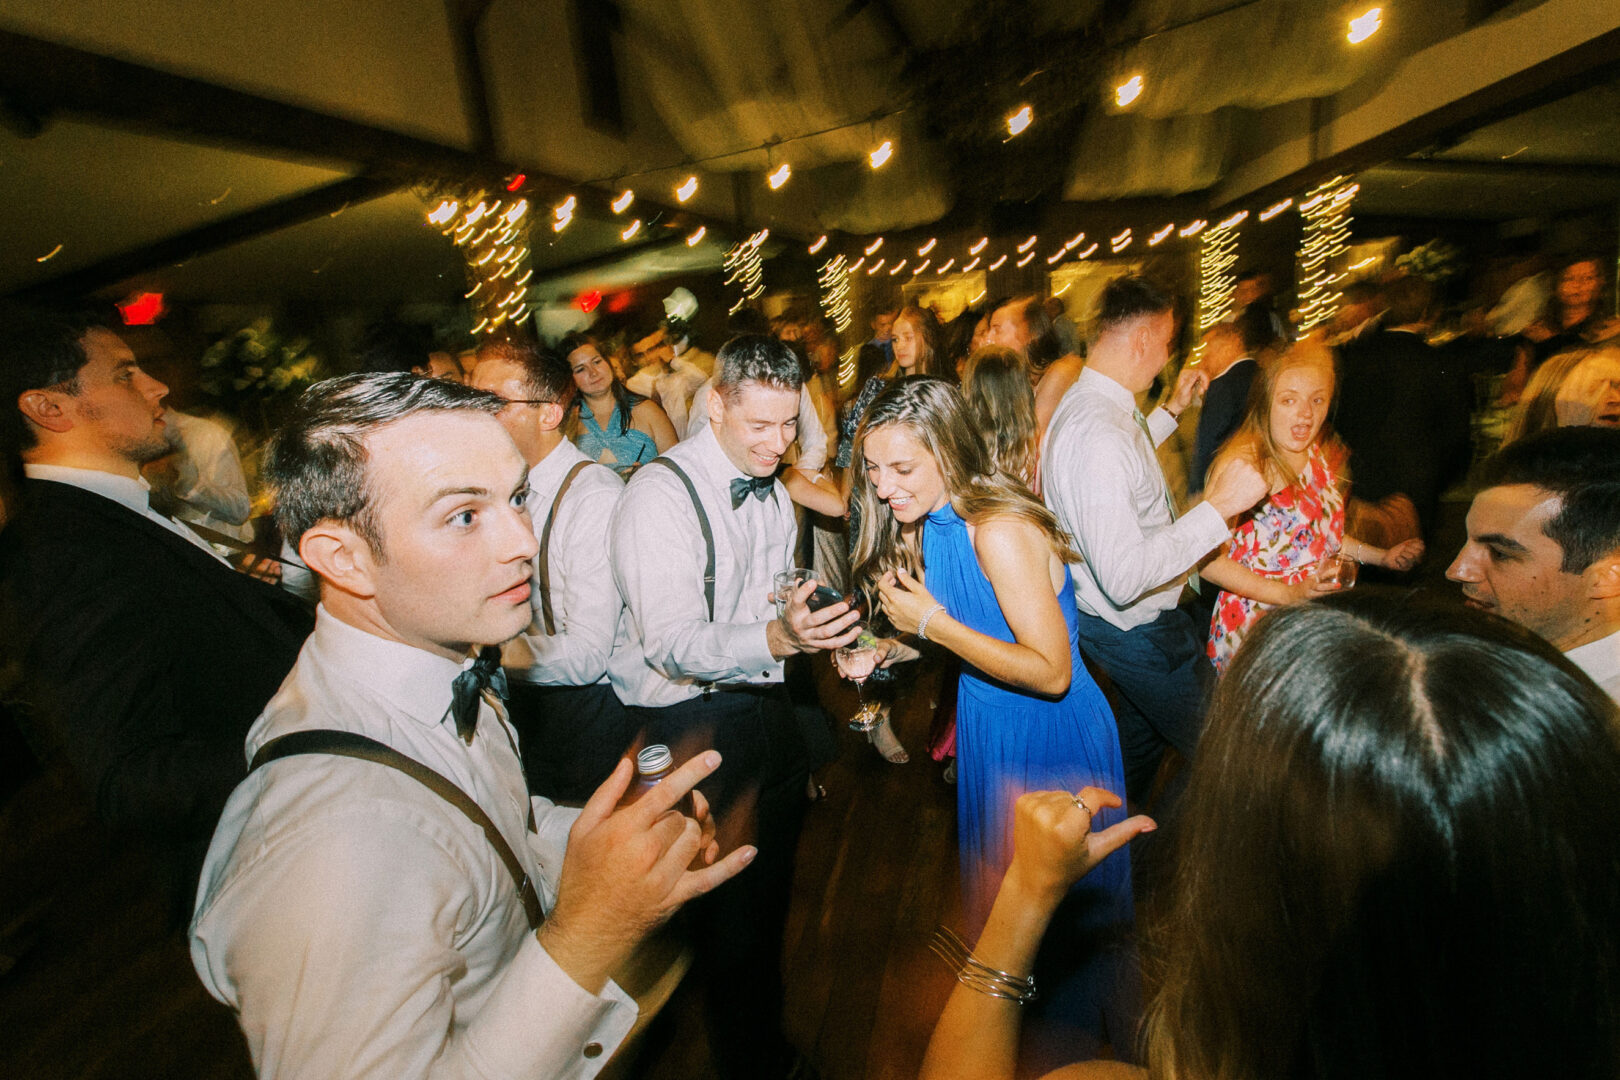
[636,744,674,775]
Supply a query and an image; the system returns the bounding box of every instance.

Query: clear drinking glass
[772,567,816,615]
[1316,551,1359,590]
[835,638,885,731]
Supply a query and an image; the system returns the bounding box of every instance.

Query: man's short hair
[1093,276,1175,338]
[265,373,505,556]
[0,304,121,455]
[355,321,432,375]
[1478,427,1620,573]
[1233,304,1280,355]
[1382,275,1434,327]
[714,334,805,398]
[481,340,574,404]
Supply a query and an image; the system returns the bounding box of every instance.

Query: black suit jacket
[1333,330,1472,533]
[0,478,312,899]
[1190,358,1258,495]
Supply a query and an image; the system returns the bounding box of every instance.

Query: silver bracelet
[916,603,946,642]
[929,926,1039,1004]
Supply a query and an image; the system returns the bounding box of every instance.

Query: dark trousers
[1072,606,1210,806]
[630,685,809,1080]
[506,681,638,803]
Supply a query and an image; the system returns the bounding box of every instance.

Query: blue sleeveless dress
[922,502,1137,1062]
[576,399,657,477]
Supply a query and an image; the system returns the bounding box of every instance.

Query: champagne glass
[836,637,885,731]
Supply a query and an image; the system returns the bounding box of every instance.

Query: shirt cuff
[1181,498,1232,552]
[1147,405,1180,445]
[725,620,782,683]
[464,935,638,1080]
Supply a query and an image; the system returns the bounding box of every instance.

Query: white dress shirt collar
[1076,365,1139,414]
[1567,626,1620,704]
[25,462,155,516]
[300,606,472,735]
[528,435,591,496]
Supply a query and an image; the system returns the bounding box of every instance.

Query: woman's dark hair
[557,331,641,420]
[854,342,891,387]
[1144,590,1620,1080]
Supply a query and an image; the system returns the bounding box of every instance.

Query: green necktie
[1134,408,1202,594]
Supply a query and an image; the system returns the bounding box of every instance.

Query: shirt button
[583,1042,604,1059]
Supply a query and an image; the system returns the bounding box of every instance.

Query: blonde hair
[1210,339,1341,493]
[1502,347,1593,446]
[850,377,1077,595]
[961,345,1038,486]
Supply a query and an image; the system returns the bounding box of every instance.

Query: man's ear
[17,389,73,434]
[1588,549,1620,602]
[707,386,726,426]
[298,520,379,600]
[538,401,567,433]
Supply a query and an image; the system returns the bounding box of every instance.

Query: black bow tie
[448,646,509,744]
[730,475,775,509]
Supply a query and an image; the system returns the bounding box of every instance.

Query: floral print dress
[1207,443,1346,673]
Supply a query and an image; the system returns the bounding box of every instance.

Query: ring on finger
[1073,795,1093,816]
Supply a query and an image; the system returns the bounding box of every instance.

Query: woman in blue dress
[559,332,677,477]
[846,376,1136,1067]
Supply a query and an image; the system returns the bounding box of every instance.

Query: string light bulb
[962,257,981,272]
[427,189,534,335]
[620,219,641,241]
[869,140,894,169]
[1259,198,1293,222]
[865,237,885,256]
[551,195,575,233]
[1296,175,1358,332]
[918,238,937,256]
[1018,235,1038,253]
[1149,223,1175,246]
[686,225,706,246]
[611,190,634,214]
[987,254,1008,271]
[808,235,828,255]
[675,176,699,203]
[428,199,459,225]
[1005,105,1033,138]
[723,230,768,313]
[767,163,792,190]
[969,237,989,256]
[1347,7,1382,44]
[936,258,955,274]
[1115,75,1144,108]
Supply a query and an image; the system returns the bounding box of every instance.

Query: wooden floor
[0,656,962,1080]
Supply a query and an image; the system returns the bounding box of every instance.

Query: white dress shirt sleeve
[683,383,714,441]
[503,477,622,687]
[1145,405,1180,448]
[171,414,254,526]
[1050,422,1229,608]
[610,476,778,687]
[192,801,633,1080]
[793,384,828,473]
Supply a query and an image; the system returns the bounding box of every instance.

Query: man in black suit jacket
[0,308,311,910]
[1332,277,1472,544]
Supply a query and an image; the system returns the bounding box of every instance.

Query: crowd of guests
[0,251,1616,1080]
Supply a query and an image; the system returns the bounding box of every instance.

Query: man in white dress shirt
[190,373,752,1078]
[1043,277,1269,803]
[1447,426,1620,702]
[611,335,860,1080]
[471,341,637,800]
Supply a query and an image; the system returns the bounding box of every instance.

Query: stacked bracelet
[916,603,946,642]
[929,926,1039,1004]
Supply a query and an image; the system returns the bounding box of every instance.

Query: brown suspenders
[535,460,594,635]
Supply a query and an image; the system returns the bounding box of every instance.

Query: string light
[1296,175,1358,332]
[848,256,866,273]
[889,259,908,276]
[552,195,575,232]
[611,189,634,214]
[936,258,956,273]
[1216,210,1250,231]
[1006,105,1033,138]
[913,259,931,275]
[1259,198,1293,221]
[1149,223,1175,246]
[723,229,768,313]
[1065,232,1085,250]
[1347,7,1382,44]
[1018,235,1038,253]
[869,140,894,169]
[427,189,534,335]
[988,254,1008,270]
[767,163,792,190]
[809,235,829,255]
[1179,219,1208,238]
[1115,75,1144,108]
[918,238,937,256]
[1054,282,1071,297]
[1076,242,1098,258]
[1197,215,1242,337]
[819,255,854,337]
[1111,228,1133,253]
[675,175,699,202]
[686,225,706,246]
[970,289,987,304]
[866,237,885,256]
[969,237,989,256]
[621,219,642,241]
[1045,249,1066,265]
[1016,251,1036,267]
[867,258,886,275]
